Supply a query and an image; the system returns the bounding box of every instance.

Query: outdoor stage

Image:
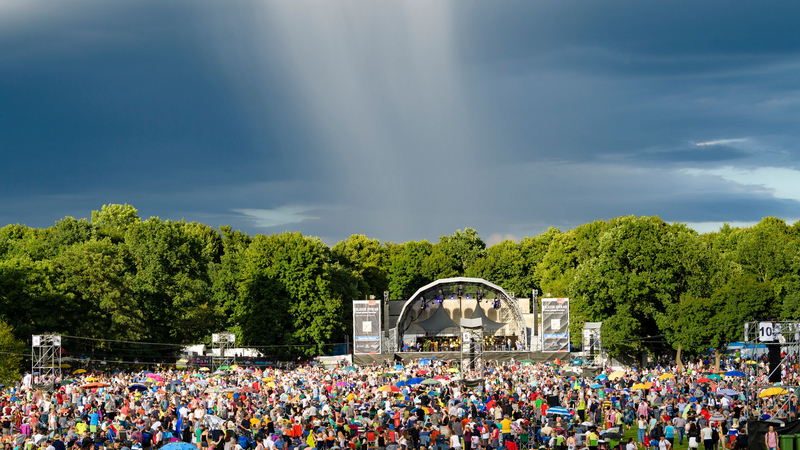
[352,350,561,366]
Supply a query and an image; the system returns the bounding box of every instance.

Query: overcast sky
[2,1,799,245]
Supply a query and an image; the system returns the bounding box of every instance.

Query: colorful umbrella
[760,387,789,398]
[547,407,571,416]
[725,370,745,377]
[378,385,401,393]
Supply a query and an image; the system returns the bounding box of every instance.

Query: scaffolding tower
[31,334,61,383]
[211,333,236,370]
[742,321,800,418]
[460,319,485,376]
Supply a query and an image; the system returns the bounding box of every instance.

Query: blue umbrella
[547,407,571,416]
[394,365,404,370]
[161,443,202,450]
[396,381,406,387]
[591,384,603,389]
[407,377,424,385]
[128,384,147,392]
[594,374,607,380]
[725,370,745,377]
[419,359,431,366]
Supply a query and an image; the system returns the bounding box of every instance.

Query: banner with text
[541,298,570,352]
[353,300,382,354]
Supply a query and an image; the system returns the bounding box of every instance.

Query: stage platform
[352,350,561,366]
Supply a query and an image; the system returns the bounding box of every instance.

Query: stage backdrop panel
[541,298,570,352]
[353,300,382,354]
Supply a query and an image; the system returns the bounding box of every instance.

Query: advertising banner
[353,300,382,354]
[541,298,570,352]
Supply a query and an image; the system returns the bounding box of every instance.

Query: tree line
[0,204,798,370]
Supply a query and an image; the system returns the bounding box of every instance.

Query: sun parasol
[378,385,401,393]
[608,371,625,381]
[658,374,675,381]
[547,407,571,416]
[760,387,789,398]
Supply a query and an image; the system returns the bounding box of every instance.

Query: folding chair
[518,433,531,450]
[366,431,378,450]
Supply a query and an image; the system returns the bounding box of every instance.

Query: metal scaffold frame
[742,321,800,418]
[460,324,485,376]
[31,334,61,383]
[211,332,236,370]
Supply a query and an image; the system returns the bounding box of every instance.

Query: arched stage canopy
[393,277,527,349]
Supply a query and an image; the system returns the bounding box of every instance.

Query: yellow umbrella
[263,377,274,382]
[73,369,87,374]
[631,383,650,390]
[61,364,71,368]
[745,360,758,365]
[447,368,460,373]
[84,376,98,382]
[230,364,240,370]
[199,367,210,372]
[760,387,789,398]
[266,382,276,388]
[659,374,675,381]
[608,371,625,381]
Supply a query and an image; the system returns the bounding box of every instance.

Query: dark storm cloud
[2,0,799,242]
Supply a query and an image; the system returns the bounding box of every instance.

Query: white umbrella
[203,415,225,429]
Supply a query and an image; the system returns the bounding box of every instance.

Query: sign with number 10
[759,321,774,342]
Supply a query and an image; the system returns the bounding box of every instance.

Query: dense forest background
[1,204,799,373]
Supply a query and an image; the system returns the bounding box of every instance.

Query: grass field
[606,427,691,450]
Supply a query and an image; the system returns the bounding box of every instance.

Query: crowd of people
[0,351,794,450]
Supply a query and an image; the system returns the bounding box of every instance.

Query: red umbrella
[697,377,712,383]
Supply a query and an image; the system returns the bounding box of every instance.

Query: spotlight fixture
[457,285,463,298]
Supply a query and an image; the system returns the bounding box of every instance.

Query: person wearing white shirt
[701,425,713,450]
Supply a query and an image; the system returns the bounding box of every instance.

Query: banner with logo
[541,298,570,352]
[353,300,382,354]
